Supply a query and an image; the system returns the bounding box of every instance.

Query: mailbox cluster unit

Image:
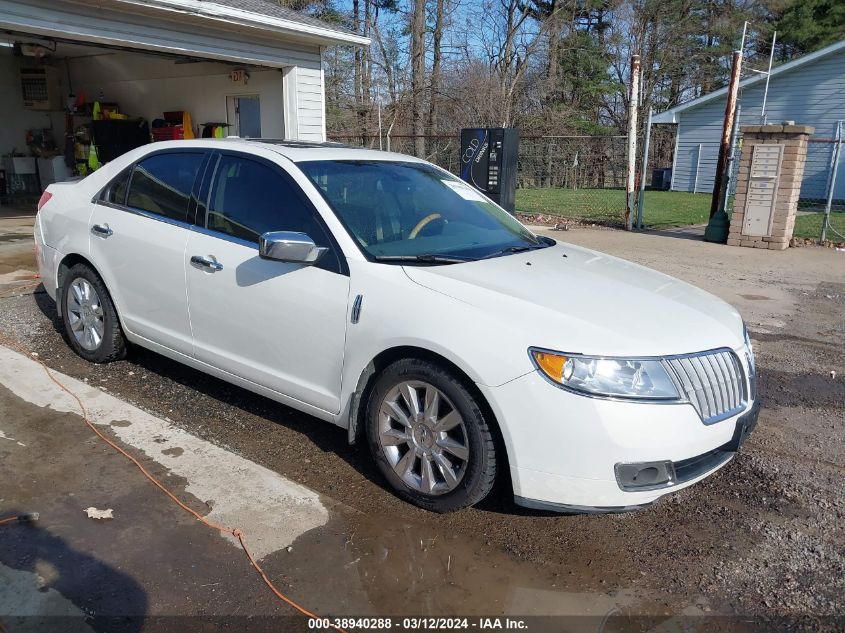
[742,144,783,236]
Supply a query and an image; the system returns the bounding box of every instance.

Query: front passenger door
[185,152,350,414]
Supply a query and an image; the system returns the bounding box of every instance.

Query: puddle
[271,511,714,623]
[0,247,37,278]
[0,233,32,243]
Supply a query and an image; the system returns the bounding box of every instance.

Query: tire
[365,358,497,512]
[61,263,126,363]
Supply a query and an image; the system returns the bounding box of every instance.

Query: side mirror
[258,231,328,264]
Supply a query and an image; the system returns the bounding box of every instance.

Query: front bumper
[515,401,760,513]
[479,364,759,512]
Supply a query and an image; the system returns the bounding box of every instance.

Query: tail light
[37,191,53,211]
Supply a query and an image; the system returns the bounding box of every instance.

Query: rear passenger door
[89,150,207,356]
[185,151,350,414]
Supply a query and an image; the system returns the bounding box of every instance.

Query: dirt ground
[0,210,843,631]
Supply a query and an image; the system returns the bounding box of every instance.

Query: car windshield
[296,160,546,261]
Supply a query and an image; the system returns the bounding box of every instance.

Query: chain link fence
[329,131,703,228]
[515,136,629,226]
[797,135,845,241]
[329,135,462,174]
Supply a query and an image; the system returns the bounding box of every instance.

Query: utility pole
[711,50,742,219]
[625,54,640,231]
[718,102,742,217]
[704,49,742,243]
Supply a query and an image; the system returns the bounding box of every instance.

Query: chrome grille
[665,350,746,424]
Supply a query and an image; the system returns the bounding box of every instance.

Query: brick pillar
[728,124,813,250]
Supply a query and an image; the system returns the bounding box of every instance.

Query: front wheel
[365,358,497,512]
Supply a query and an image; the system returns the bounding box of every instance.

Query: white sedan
[34,139,759,513]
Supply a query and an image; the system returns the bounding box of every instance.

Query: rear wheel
[365,358,497,512]
[61,264,126,363]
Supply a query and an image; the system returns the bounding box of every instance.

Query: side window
[126,153,204,223]
[206,155,340,272]
[100,168,131,205]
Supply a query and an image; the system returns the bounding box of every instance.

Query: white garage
[0,0,367,199]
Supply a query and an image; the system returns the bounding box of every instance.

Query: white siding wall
[670,47,845,199]
[670,103,723,194]
[295,66,326,141]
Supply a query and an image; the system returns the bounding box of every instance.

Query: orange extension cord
[0,312,347,632]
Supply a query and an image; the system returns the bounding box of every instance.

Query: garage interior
[0,35,289,204]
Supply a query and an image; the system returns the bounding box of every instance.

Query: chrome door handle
[190,255,223,271]
[91,224,113,237]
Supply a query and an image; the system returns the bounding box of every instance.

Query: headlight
[529,348,680,400]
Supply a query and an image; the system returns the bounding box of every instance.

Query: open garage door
[0,0,367,199]
[0,37,290,198]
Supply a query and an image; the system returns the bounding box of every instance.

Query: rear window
[126,153,204,223]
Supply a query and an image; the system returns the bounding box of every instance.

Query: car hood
[402,242,745,357]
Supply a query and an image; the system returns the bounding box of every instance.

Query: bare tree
[323,0,826,150]
[427,0,446,143]
[472,0,550,127]
[410,0,427,156]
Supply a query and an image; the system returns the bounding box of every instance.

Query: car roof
[143,138,426,164]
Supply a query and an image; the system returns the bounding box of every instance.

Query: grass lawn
[515,187,845,240]
[793,211,845,241]
[515,188,710,229]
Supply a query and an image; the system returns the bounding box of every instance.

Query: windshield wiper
[372,254,472,265]
[479,242,550,260]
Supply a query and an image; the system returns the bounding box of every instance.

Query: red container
[152,126,185,141]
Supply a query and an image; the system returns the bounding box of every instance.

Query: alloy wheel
[377,380,470,495]
[66,278,105,351]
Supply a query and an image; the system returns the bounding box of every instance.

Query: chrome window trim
[527,346,751,424]
[92,200,194,231]
[189,223,257,249]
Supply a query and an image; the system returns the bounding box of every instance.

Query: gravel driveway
[1,214,843,629]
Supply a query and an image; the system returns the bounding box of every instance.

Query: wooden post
[625,55,640,231]
[710,50,742,218]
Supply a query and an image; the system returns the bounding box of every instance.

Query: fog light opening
[633,466,660,485]
[615,461,676,492]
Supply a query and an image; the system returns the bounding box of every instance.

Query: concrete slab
[0,347,327,628]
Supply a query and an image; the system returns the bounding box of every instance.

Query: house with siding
[653,39,845,202]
